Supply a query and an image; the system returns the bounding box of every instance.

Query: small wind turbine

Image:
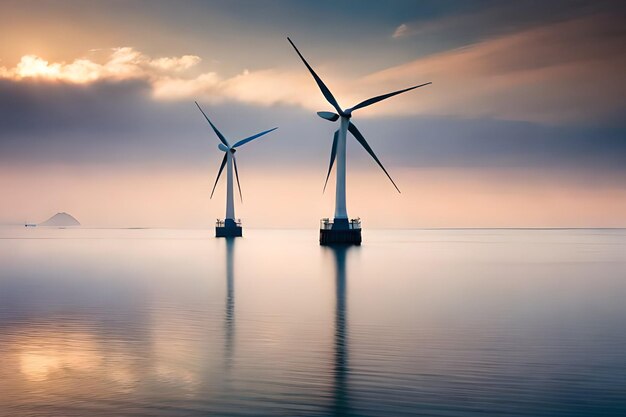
[195,101,277,237]
[287,38,431,244]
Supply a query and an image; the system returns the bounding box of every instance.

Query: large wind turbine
[287,38,431,244]
[195,101,277,237]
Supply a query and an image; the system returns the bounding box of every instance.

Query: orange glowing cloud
[1,14,623,124]
[0,47,201,83]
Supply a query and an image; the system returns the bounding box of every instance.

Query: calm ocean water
[0,227,625,416]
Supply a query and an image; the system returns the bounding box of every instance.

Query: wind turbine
[195,101,277,237]
[287,38,431,245]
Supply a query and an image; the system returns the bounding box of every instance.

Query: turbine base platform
[319,218,362,245]
[215,219,242,238]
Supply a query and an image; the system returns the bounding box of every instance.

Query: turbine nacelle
[317,109,370,121]
[218,145,236,154]
[317,111,340,121]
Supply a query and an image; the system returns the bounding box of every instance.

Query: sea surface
[1,227,625,417]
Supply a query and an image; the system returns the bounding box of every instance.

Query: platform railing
[320,218,361,230]
[216,219,242,228]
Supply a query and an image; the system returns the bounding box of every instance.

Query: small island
[39,212,81,227]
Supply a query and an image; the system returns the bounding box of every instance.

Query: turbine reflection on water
[325,244,357,417]
[224,237,235,372]
[219,238,355,414]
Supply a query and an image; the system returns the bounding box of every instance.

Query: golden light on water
[13,328,137,392]
[20,352,62,382]
[19,332,102,382]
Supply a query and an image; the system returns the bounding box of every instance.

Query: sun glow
[0,48,201,84]
[10,55,101,83]
[16,56,60,78]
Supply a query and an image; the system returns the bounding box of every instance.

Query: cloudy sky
[1,0,625,227]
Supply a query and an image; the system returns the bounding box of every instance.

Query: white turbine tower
[287,38,431,245]
[195,101,277,237]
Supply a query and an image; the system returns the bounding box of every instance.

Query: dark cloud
[0,78,328,167]
[356,117,626,172]
[1,78,624,177]
[0,78,152,134]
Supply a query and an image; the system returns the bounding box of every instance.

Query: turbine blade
[349,82,431,113]
[348,122,401,193]
[195,101,230,147]
[210,153,228,199]
[232,127,278,148]
[287,37,342,114]
[323,130,339,193]
[233,154,243,203]
[317,111,339,121]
